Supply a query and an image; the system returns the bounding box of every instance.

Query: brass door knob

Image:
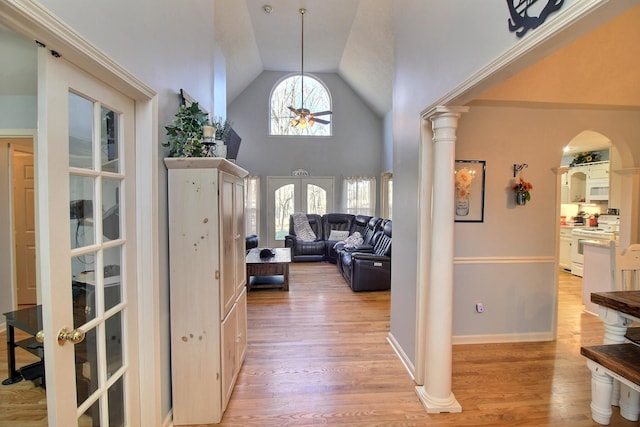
[35,330,44,343]
[57,327,86,346]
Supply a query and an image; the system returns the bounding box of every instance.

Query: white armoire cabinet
[165,157,248,425]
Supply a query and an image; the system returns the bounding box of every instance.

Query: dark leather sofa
[284,213,391,291]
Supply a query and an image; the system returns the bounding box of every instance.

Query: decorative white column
[415,106,468,413]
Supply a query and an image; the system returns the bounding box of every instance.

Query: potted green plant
[164,102,209,157]
[210,116,232,142]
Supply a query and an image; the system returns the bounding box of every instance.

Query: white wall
[228,70,384,241]
[391,0,522,366]
[382,111,393,173]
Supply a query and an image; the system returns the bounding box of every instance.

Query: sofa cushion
[328,229,350,241]
[292,212,316,242]
[342,232,364,249]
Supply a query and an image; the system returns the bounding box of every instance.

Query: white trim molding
[453,331,555,345]
[387,333,416,382]
[455,256,556,264]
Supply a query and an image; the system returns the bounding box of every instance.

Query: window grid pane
[343,177,375,216]
[270,75,332,136]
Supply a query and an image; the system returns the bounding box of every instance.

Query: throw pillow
[328,230,350,241]
[292,212,316,242]
[343,232,364,249]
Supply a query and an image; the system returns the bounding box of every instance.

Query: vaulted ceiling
[214,0,393,117]
[215,2,639,124]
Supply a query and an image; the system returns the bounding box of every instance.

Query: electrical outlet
[475,302,484,313]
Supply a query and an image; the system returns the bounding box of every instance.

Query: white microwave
[587,178,608,201]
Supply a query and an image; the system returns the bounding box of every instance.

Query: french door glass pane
[69,92,95,169]
[76,326,99,406]
[79,399,100,427]
[105,312,123,379]
[107,375,125,427]
[306,184,326,215]
[274,184,294,240]
[101,107,120,173]
[70,175,95,249]
[102,178,121,241]
[72,254,96,327]
[104,246,122,311]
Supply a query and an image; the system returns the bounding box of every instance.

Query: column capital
[427,106,468,143]
[423,105,469,121]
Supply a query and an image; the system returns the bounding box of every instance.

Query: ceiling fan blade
[311,117,330,125]
[311,110,332,117]
[288,106,301,115]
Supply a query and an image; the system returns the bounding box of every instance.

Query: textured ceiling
[214,0,393,117]
[216,2,639,124]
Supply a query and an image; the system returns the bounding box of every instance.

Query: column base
[415,386,462,413]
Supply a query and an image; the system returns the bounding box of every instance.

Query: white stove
[571,217,619,277]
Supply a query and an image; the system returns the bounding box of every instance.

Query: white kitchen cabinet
[165,157,248,425]
[569,167,587,203]
[559,227,572,270]
[560,171,570,204]
[565,161,609,204]
[587,162,609,180]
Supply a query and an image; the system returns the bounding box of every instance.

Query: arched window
[270,74,332,136]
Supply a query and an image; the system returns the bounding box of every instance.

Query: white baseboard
[162,410,173,427]
[453,331,554,345]
[387,332,416,381]
[0,321,5,334]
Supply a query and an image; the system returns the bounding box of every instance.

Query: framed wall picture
[454,160,486,222]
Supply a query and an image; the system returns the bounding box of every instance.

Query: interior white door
[37,47,140,426]
[266,176,334,248]
[10,141,36,305]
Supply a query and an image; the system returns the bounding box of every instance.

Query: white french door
[266,176,334,248]
[37,47,140,426]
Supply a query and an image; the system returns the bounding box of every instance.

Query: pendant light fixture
[288,8,332,129]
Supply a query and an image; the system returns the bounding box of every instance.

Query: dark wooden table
[588,291,640,424]
[591,291,640,320]
[246,248,291,291]
[2,305,43,386]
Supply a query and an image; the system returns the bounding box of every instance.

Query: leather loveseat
[285,213,373,263]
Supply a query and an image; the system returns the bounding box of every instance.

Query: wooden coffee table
[246,247,291,291]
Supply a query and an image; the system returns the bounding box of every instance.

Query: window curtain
[244,176,260,236]
[342,176,376,216]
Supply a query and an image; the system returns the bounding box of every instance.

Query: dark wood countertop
[591,291,640,319]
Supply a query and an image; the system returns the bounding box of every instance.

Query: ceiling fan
[288,8,332,129]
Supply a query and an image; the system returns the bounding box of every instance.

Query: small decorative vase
[516,191,527,206]
[456,196,470,216]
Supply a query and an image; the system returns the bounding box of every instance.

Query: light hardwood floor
[0,264,636,426]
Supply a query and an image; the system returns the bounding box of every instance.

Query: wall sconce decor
[513,163,528,178]
[512,163,532,206]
